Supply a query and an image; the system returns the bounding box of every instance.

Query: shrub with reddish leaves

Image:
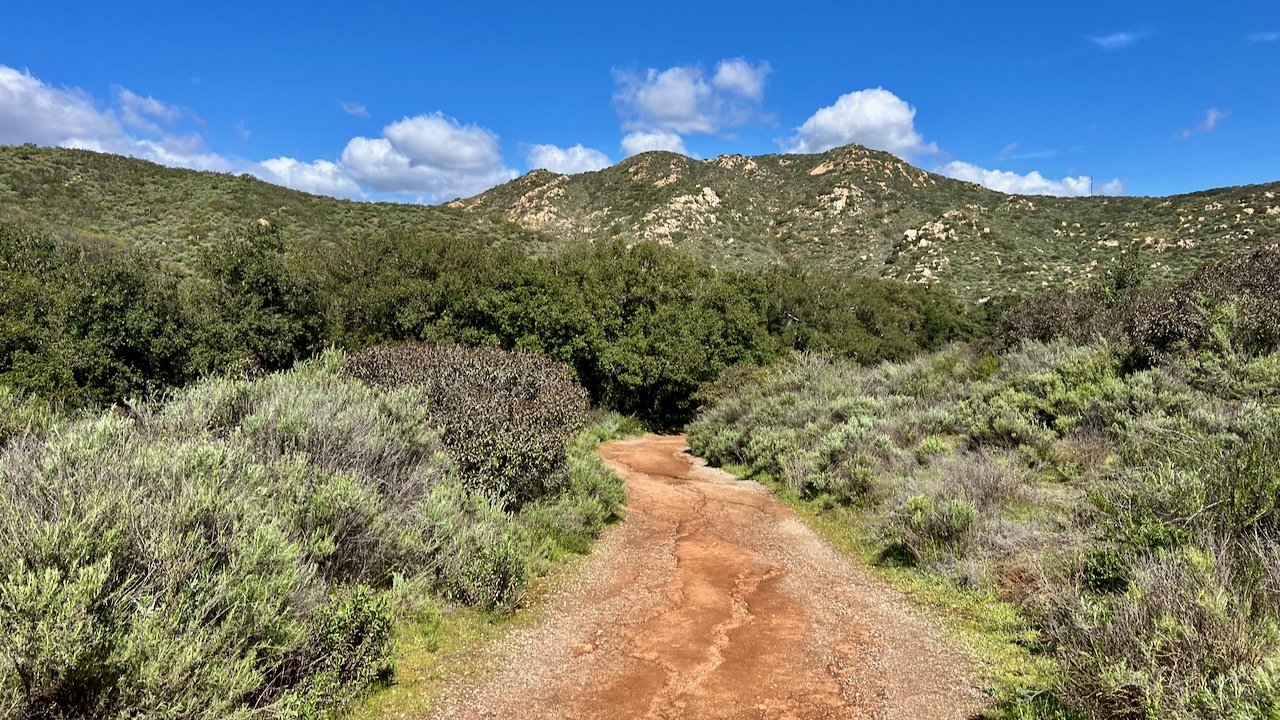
[343,343,591,506]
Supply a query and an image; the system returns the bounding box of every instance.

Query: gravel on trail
[427,434,986,720]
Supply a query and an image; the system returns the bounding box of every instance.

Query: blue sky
[1,1,1277,202]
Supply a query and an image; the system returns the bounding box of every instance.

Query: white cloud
[998,142,1019,159]
[266,115,517,201]
[0,64,519,203]
[1199,108,1227,133]
[525,143,611,174]
[116,88,192,132]
[59,134,231,173]
[1248,31,1280,42]
[382,113,503,172]
[613,59,769,135]
[938,161,1125,197]
[335,113,516,200]
[1090,30,1148,50]
[0,65,120,146]
[783,87,938,157]
[1008,148,1059,161]
[1178,108,1228,140]
[259,157,362,198]
[341,101,369,117]
[615,66,714,134]
[120,136,231,172]
[620,130,690,157]
[0,65,229,172]
[712,58,770,101]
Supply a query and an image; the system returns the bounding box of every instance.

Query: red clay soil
[428,434,986,720]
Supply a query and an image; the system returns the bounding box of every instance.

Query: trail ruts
[429,434,984,720]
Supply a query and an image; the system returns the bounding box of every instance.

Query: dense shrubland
[5,175,1273,718]
[0,197,974,716]
[0,346,626,718]
[7,145,1279,302]
[0,219,975,427]
[689,246,1280,719]
[992,245,1280,396]
[0,145,549,268]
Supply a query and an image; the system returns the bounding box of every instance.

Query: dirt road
[429,434,985,719]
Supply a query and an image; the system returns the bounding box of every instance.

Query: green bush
[0,347,617,717]
[916,434,953,462]
[900,491,978,545]
[1106,413,1280,549]
[1040,544,1280,720]
[342,343,590,506]
[993,245,1280,404]
[518,423,627,569]
[690,324,1280,716]
[2,217,981,427]
[274,586,393,718]
[0,414,325,719]
[0,385,58,446]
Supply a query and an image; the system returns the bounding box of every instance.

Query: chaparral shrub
[342,343,591,506]
[0,347,622,718]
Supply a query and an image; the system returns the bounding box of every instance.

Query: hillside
[3,143,1278,300]
[0,145,557,267]
[452,144,1280,299]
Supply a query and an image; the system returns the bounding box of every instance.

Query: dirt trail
[429,434,985,720]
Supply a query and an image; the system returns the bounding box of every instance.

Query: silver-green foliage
[0,348,614,718]
[689,335,1280,718]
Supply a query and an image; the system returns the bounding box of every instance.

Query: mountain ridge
[452,144,1280,298]
[2,143,1277,299]
[0,144,558,268]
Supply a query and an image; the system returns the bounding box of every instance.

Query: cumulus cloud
[381,114,503,171]
[615,66,714,134]
[262,116,516,201]
[525,143,611,174]
[0,64,519,202]
[341,101,369,117]
[118,136,231,172]
[0,65,228,171]
[256,121,518,200]
[782,87,938,157]
[0,65,121,146]
[613,59,770,135]
[1090,30,1148,50]
[712,58,770,101]
[336,114,516,200]
[938,161,1125,197]
[259,157,362,198]
[1177,108,1228,140]
[620,130,691,157]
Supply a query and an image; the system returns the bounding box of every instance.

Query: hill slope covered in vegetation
[0,145,557,268]
[454,144,1280,298]
[3,143,1277,301]
[690,246,1280,718]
